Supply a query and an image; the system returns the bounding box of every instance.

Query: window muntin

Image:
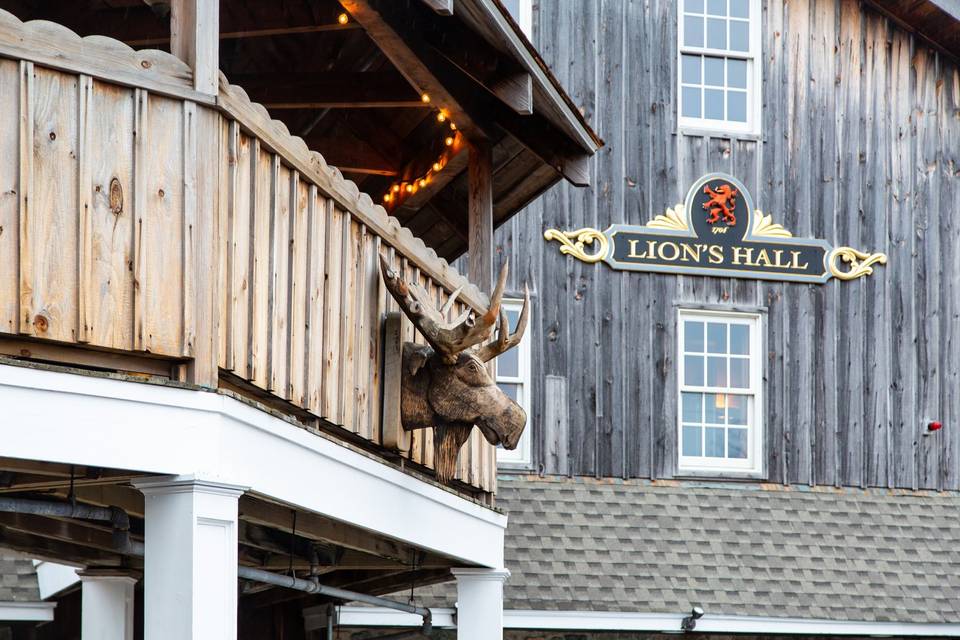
[678,0,760,135]
[496,299,531,466]
[678,310,762,474]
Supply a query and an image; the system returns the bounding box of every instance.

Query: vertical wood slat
[289,172,309,406]
[181,100,196,358]
[249,143,271,388]
[0,60,21,333]
[216,116,230,370]
[268,158,290,395]
[321,204,343,424]
[76,74,92,344]
[353,225,371,440]
[305,189,327,416]
[132,88,147,351]
[339,218,359,432]
[15,60,33,336]
[228,128,252,377]
[20,66,79,343]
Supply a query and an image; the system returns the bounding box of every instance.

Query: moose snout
[479,397,527,450]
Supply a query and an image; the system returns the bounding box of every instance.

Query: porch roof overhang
[0,0,600,261]
[867,1,960,59]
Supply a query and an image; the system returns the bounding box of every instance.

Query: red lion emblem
[702,184,739,225]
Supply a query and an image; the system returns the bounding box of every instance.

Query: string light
[420,93,431,103]
[382,105,461,206]
[337,12,349,24]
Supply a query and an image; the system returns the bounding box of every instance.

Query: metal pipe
[0,497,129,530]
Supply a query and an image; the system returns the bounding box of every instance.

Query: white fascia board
[32,560,80,600]
[339,608,960,636]
[0,364,506,567]
[0,602,56,622]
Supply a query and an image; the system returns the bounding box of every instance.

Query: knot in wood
[33,314,49,333]
[140,60,152,69]
[109,178,124,215]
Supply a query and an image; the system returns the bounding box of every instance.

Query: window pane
[705,394,726,424]
[728,428,748,458]
[707,322,727,352]
[705,88,724,119]
[684,15,704,47]
[730,0,749,18]
[730,20,750,51]
[727,394,747,424]
[681,87,702,118]
[684,320,705,353]
[730,323,749,354]
[707,355,727,386]
[501,0,521,22]
[682,426,703,456]
[682,392,703,422]
[682,54,702,84]
[730,357,749,388]
[705,427,725,457]
[685,0,705,12]
[506,308,521,332]
[684,355,704,386]
[497,344,519,378]
[498,382,519,403]
[704,57,725,86]
[727,58,747,88]
[728,91,747,122]
[707,0,726,16]
[707,17,727,49]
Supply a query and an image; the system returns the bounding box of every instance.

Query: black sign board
[544,173,886,284]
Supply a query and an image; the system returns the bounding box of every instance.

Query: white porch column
[79,571,137,640]
[452,568,510,640]
[134,476,246,640]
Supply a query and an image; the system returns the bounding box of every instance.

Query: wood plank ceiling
[0,0,582,260]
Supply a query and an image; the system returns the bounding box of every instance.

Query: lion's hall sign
[544,173,887,283]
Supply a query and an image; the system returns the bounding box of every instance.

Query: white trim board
[337,607,960,636]
[0,364,506,568]
[0,602,56,622]
[33,560,80,600]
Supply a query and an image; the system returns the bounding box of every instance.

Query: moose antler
[379,254,509,364]
[475,284,529,362]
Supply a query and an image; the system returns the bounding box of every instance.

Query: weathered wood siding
[496,0,960,489]
[0,9,497,492]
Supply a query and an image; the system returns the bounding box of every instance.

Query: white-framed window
[496,299,531,466]
[501,0,532,37]
[677,0,761,136]
[677,309,763,475]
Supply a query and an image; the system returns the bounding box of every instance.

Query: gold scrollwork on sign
[828,247,888,280]
[543,228,608,263]
[751,210,793,238]
[645,204,689,231]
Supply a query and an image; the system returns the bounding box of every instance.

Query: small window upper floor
[677,0,762,137]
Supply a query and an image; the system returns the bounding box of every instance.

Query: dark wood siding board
[916,46,941,490]
[940,65,960,490]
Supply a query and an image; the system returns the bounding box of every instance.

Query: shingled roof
[419,477,960,624]
[0,549,40,603]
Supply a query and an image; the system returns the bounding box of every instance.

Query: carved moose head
[379,255,529,483]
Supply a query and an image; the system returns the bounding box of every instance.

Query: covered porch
[0,0,599,637]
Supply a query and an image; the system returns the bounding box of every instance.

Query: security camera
[681,606,705,632]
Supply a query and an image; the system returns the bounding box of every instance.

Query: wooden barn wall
[489,0,960,489]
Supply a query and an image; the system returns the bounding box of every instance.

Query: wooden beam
[234,70,425,110]
[0,521,126,566]
[468,140,494,292]
[420,0,454,15]
[171,0,219,95]
[0,512,143,557]
[238,497,421,565]
[126,22,363,46]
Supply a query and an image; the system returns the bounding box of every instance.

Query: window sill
[675,467,766,481]
[496,460,534,472]
[675,127,762,142]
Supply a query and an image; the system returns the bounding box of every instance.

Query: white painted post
[452,568,510,640]
[134,476,246,640]
[79,571,137,640]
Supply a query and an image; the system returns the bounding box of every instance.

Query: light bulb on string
[419,178,427,188]
[337,13,349,24]
[433,161,443,172]
[444,136,454,146]
[420,93,431,103]
[383,193,392,203]
[392,184,400,193]
[436,112,446,123]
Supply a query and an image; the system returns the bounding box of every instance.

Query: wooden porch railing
[0,10,496,493]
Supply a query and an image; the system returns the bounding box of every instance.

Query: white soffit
[0,602,56,622]
[0,364,506,568]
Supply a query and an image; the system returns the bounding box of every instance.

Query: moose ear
[405,346,431,376]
